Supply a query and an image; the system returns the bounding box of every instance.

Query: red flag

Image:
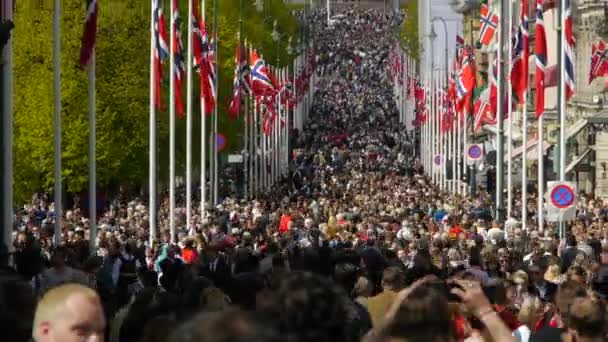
[171,0,185,117]
[479,4,499,46]
[79,0,98,66]
[474,89,494,133]
[152,0,169,112]
[511,0,529,105]
[457,48,476,115]
[590,41,608,83]
[534,0,547,119]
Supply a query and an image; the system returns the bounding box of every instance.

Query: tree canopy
[12,0,300,203]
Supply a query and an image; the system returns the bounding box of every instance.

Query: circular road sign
[468,145,482,160]
[434,155,442,165]
[550,184,575,209]
[216,133,227,152]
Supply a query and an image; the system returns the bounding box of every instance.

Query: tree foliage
[400,0,420,61]
[12,0,298,203]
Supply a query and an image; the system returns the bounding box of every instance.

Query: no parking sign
[466,144,483,163]
[545,181,577,222]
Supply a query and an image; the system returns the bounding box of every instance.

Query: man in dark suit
[527,264,557,303]
[560,235,578,273]
[200,244,231,290]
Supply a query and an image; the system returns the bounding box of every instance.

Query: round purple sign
[216,133,226,151]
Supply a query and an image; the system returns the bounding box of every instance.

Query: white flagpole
[254,96,260,195]
[463,108,468,195]
[426,81,431,176]
[2,0,13,252]
[249,44,255,198]
[559,0,567,183]
[149,0,157,246]
[53,0,63,246]
[456,105,462,195]
[212,0,219,205]
[186,0,193,234]
[169,0,176,243]
[243,42,249,199]
[326,0,330,26]
[88,49,97,251]
[507,0,513,219]
[442,77,447,191]
[201,0,207,221]
[522,101,528,231]
[288,66,292,175]
[538,116,544,232]
[429,76,434,181]
[275,69,279,182]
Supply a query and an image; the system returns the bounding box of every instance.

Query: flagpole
[430,71,435,184]
[538,115,544,232]
[53,0,63,246]
[558,0,567,240]
[201,0,207,221]
[440,75,445,190]
[428,76,432,178]
[149,0,157,245]
[239,4,246,199]
[249,44,255,198]
[507,0,513,219]
[212,0,219,205]
[169,0,176,243]
[2,0,13,255]
[495,0,506,222]
[463,103,468,195]
[186,0,193,234]
[522,101,528,231]
[88,48,97,251]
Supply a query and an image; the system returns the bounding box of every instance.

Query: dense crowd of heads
[2,6,608,342]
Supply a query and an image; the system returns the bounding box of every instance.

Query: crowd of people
[2,6,608,342]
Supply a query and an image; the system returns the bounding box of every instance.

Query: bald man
[32,284,105,342]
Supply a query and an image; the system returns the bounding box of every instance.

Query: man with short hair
[32,283,106,342]
[365,266,405,327]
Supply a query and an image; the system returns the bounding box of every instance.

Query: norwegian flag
[590,41,608,84]
[535,0,547,118]
[79,0,98,66]
[152,0,169,111]
[456,35,465,60]
[479,4,499,46]
[474,88,493,133]
[228,44,250,119]
[441,90,454,133]
[511,0,529,105]
[564,0,575,100]
[250,50,277,96]
[259,95,278,135]
[171,0,185,117]
[490,51,498,117]
[191,0,213,114]
[414,81,427,126]
[456,48,476,115]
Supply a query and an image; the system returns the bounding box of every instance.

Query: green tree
[400,0,420,61]
[13,0,299,202]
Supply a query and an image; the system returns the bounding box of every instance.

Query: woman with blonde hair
[513,296,543,342]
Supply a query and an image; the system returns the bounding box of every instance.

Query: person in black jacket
[560,234,579,273]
